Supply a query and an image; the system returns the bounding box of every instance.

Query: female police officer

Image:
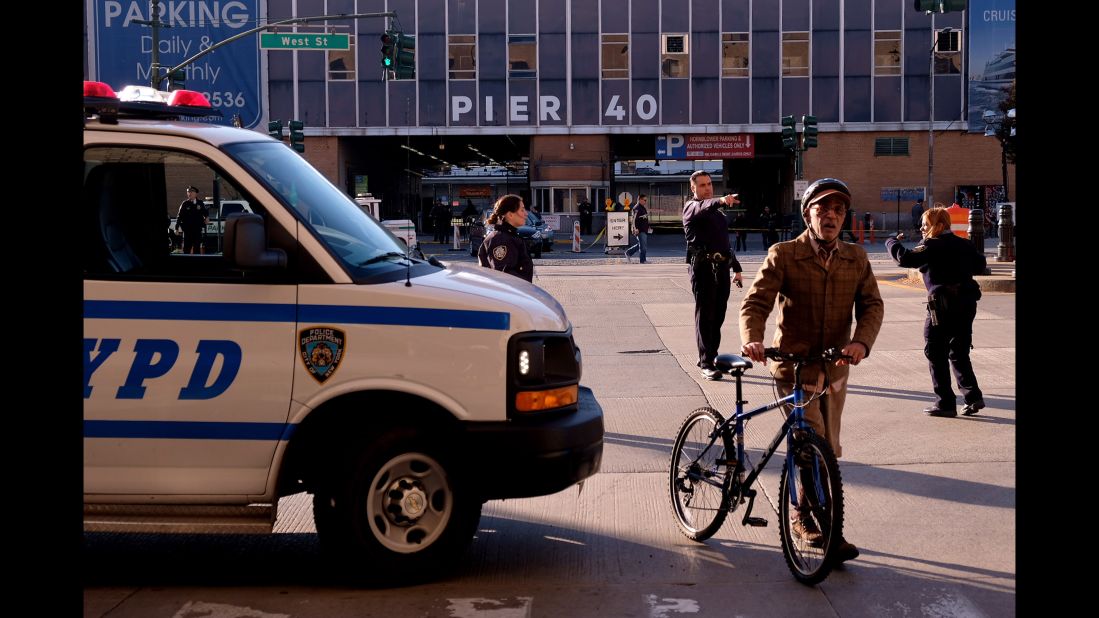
[478,194,534,282]
[886,206,987,417]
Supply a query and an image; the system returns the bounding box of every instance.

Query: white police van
[83,82,603,581]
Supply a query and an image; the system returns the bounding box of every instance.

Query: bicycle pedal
[744,517,768,527]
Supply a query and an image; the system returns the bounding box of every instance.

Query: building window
[602,34,629,79]
[874,30,901,76]
[508,35,537,78]
[661,34,689,78]
[449,35,476,80]
[934,29,962,75]
[721,33,750,77]
[782,32,809,77]
[874,137,910,156]
[328,27,355,81]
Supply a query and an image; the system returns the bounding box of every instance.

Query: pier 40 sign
[87,0,262,129]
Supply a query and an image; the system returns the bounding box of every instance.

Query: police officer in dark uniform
[478,194,534,282]
[175,185,208,254]
[683,170,744,380]
[886,206,987,417]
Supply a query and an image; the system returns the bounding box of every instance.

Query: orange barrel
[946,204,970,239]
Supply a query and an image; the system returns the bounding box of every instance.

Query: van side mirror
[224,213,287,268]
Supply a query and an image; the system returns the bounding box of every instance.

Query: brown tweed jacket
[739,231,884,386]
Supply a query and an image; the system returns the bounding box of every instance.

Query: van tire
[314,426,481,582]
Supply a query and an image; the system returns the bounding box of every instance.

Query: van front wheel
[315,427,482,582]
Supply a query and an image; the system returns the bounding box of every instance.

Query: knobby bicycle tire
[668,407,735,541]
[777,431,845,585]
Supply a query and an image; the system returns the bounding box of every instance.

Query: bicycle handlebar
[763,347,851,363]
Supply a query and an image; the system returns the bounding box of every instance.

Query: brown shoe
[790,517,824,547]
[833,538,860,563]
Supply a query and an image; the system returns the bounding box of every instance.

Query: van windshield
[224,142,408,271]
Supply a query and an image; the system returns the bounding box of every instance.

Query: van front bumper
[463,386,603,500]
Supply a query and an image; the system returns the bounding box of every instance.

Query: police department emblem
[492,245,508,261]
[300,327,345,383]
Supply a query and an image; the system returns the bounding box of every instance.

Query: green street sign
[260,33,350,50]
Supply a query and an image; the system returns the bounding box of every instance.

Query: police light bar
[84,81,222,121]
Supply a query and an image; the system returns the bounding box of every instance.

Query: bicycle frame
[692,359,828,512]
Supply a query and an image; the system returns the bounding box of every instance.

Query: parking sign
[87,0,264,129]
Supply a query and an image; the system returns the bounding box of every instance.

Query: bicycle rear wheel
[669,407,735,541]
[778,431,844,585]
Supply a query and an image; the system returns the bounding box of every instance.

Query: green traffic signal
[289,120,305,153]
[802,115,818,149]
[380,31,396,69]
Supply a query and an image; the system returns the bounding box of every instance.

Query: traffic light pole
[140,11,396,89]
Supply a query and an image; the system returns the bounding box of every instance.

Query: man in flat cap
[739,177,884,565]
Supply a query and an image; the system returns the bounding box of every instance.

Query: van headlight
[509,333,582,416]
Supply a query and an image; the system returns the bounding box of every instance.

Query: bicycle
[669,347,849,585]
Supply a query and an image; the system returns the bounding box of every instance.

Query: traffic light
[288,120,304,153]
[394,33,416,80]
[802,115,818,149]
[781,115,797,150]
[268,120,283,140]
[380,31,396,70]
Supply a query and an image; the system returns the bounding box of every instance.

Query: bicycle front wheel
[778,431,845,585]
[669,407,735,541]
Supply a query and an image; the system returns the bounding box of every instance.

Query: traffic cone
[572,220,582,252]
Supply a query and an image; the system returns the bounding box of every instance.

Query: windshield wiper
[357,251,409,267]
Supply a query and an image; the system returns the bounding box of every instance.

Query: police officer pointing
[478,194,534,282]
[683,170,744,380]
[887,206,987,417]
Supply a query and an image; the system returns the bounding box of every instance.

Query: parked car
[468,211,551,258]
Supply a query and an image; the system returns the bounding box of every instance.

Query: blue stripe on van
[83,300,296,322]
[84,420,297,441]
[297,305,510,331]
[84,301,510,331]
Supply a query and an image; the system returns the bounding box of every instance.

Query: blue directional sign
[86,0,263,129]
[655,134,686,160]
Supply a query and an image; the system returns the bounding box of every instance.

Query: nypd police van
[83,82,603,580]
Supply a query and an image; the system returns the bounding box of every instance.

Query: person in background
[625,194,651,264]
[578,197,594,235]
[175,185,208,255]
[886,206,987,418]
[910,198,925,234]
[478,194,534,282]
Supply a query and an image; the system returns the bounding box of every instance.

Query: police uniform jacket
[478,221,533,282]
[739,231,884,387]
[885,231,985,297]
[176,199,208,233]
[682,197,742,272]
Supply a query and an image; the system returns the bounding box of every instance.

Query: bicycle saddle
[715,354,753,374]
